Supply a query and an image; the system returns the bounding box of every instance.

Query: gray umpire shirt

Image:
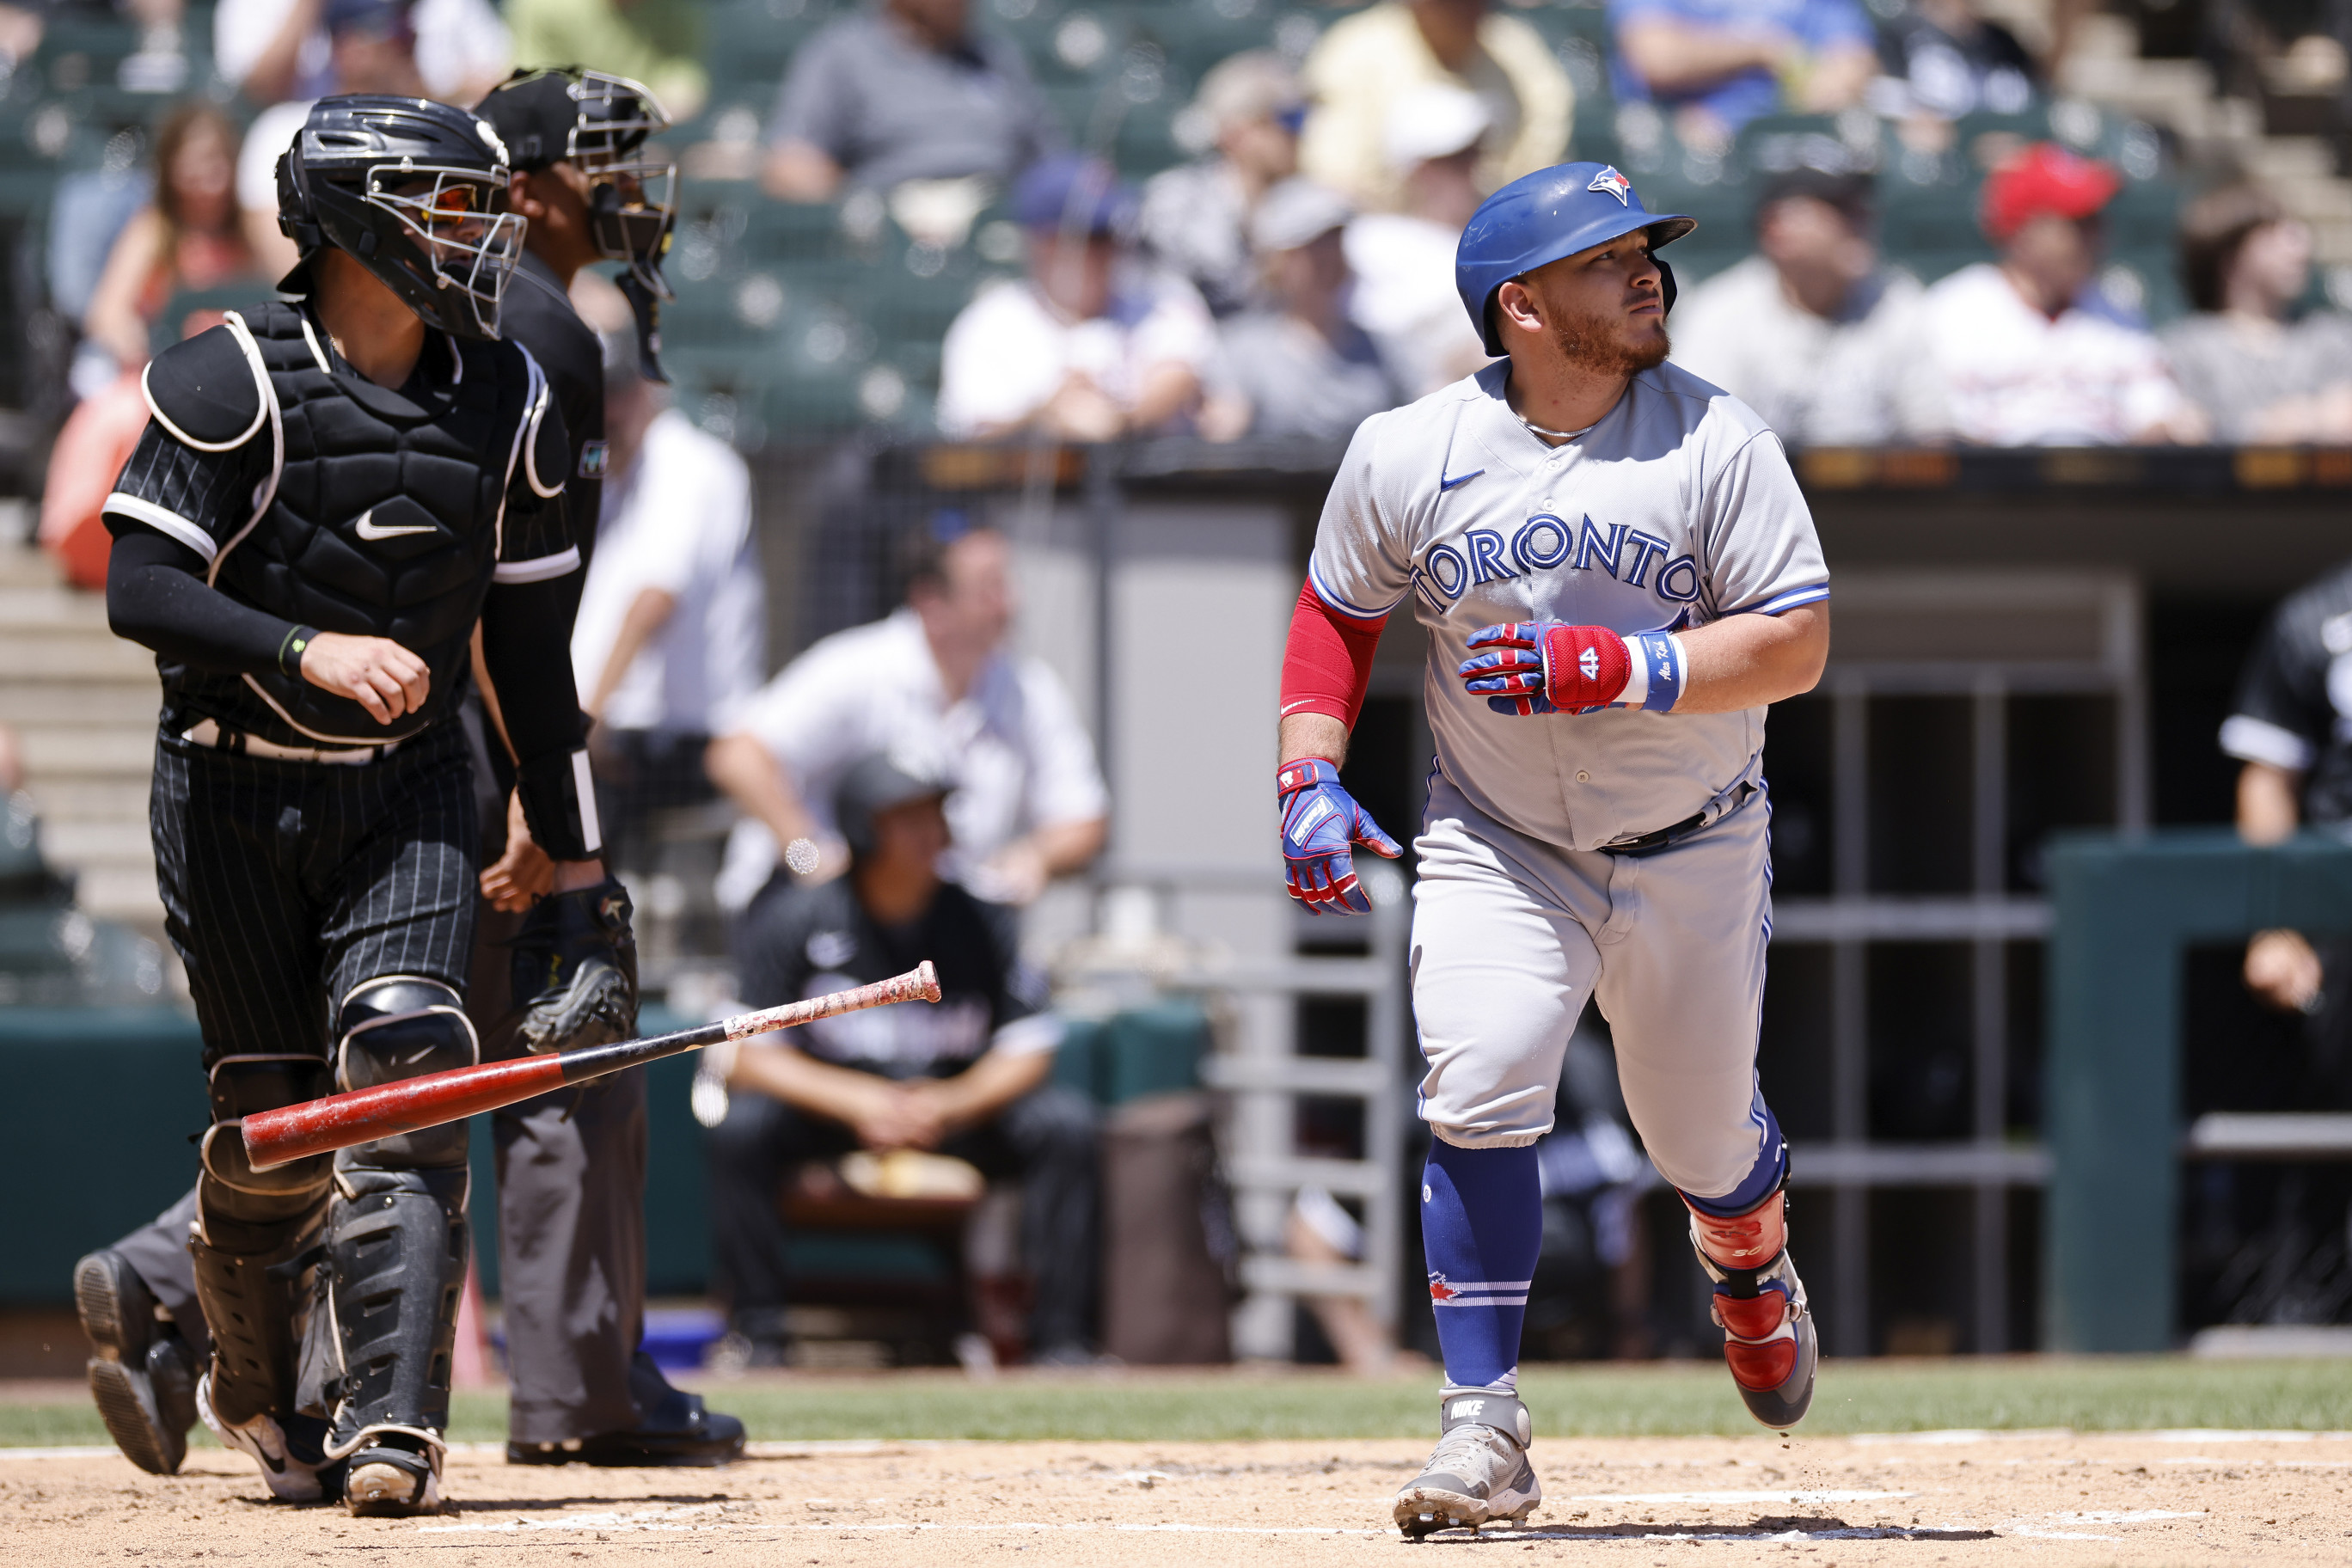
[765,12,1060,189]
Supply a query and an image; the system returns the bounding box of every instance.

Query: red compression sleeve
[1281,580,1386,728]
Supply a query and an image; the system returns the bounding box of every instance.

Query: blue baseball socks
[1419,1139,1541,1394]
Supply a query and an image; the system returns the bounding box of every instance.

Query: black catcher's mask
[477,66,677,380]
[277,95,524,340]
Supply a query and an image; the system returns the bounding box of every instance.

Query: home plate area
[7,1432,2350,1564]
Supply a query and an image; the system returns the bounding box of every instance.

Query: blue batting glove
[1277,757,1402,915]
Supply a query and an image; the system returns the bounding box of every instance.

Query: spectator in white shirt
[217,0,507,107]
[705,523,1108,913]
[1920,142,2206,446]
[573,334,767,872]
[935,154,1216,441]
[1671,168,1949,444]
[1344,84,1493,398]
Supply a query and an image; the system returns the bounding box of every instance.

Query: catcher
[95,95,629,1515]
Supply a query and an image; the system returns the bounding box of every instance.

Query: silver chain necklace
[1504,371,1596,444]
[1514,408,1596,443]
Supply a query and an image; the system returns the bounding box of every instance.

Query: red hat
[1979,142,2122,242]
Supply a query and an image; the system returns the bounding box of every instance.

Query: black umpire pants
[703,1081,1102,1355]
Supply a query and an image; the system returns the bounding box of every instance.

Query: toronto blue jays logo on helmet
[1588,165,1632,205]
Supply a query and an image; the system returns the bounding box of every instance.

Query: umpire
[95,95,629,1516]
[466,67,741,1467]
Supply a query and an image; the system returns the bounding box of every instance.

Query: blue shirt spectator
[1610,0,1877,146]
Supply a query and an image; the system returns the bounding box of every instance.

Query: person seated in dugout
[701,753,1100,1366]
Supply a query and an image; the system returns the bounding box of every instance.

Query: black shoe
[506,1357,745,1468]
[75,1249,197,1476]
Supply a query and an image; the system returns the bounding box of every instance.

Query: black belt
[1602,781,1758,857]
[1603,810,1707,857]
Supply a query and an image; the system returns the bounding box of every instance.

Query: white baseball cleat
[1392,1390,1540,1540]
[196,1372,335,1503]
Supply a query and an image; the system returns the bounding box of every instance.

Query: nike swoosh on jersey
[352,509,437,541]
[1437,469,1485,492]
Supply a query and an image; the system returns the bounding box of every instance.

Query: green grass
[7,1358,2351,1448]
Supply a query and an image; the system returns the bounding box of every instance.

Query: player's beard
[1548,303,1670,377]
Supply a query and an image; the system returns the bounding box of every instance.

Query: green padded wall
[2045,830,2352,1351]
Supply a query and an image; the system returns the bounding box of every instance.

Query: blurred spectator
[1300,0,1571,213]
[1611,0,1877,150]
[1287,1186,1424,1373]
[572,333,767,874]
[1920,143,2205,444]
[80,102,256,378]
[1866,0,2037,132]
[1204,180,1404,442]
[934,154,1216,441]
[216,0,506,107]
[707,520,1106,912]
[2162,185,2352,445]
[1671,168,1948,444]
[507,0,706,119]
[233,0,431,279]
[1137,51,1305,318]
[1344,86,1492,398]
[762,0,1057,209]
[704,754,1096,1365]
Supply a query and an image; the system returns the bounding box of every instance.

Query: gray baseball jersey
[1307,360,1828,853]
[1307,361,1826,1180]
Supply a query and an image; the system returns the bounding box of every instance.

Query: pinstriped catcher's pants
[150,720,480,1069]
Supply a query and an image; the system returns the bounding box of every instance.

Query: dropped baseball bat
[241,961,941,1170]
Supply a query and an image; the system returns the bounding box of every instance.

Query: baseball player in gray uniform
[1273,162,1831,1537]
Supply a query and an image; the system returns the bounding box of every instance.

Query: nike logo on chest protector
[352,508,438,541]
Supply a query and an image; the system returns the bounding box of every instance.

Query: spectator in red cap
[1920,142,2205,445]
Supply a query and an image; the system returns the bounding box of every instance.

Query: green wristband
[279,625,317,677]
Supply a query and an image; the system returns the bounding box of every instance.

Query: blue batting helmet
[1455,162,1697,357]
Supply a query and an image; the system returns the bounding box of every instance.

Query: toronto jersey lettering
[1308,359,1829,851]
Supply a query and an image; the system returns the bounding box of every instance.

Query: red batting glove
[1458,622,1631,715]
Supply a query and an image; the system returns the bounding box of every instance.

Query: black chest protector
[175,302,543,748]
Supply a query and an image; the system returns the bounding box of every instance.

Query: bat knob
[916,959,940,1001]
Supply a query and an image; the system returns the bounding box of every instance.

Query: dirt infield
[5,1429,2349,1564]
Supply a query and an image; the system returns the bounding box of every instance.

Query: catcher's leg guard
[190,1050,336,1491]
[319,977,476,1516]
[1685,1182,1817,1430]
[321,1165,469,1514]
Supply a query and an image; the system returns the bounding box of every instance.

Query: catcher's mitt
[512,879,638,1054]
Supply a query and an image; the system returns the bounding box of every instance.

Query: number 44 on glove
[1456,622,1687,716]
[1277,758,1400,916]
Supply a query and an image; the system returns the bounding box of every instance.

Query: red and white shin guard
[1684,1185,1816,1429]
